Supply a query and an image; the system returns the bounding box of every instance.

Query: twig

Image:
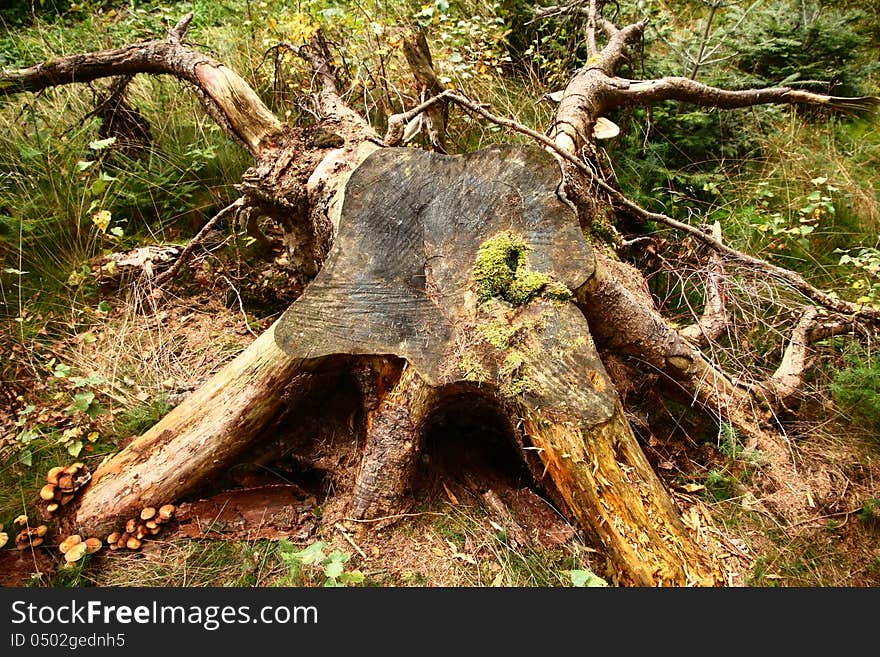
[220,275,258,338]
[342,511,445,523]
[334,522,367,559]
[155,197,245,287]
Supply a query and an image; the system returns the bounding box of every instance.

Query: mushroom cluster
[59,535,102,563]
[40,462,91,512]
[107,504,175,551]
[13,514,49,549]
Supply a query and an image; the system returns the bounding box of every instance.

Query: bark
[521,399,718,585]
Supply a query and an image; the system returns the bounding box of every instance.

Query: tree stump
[74,144,719,585]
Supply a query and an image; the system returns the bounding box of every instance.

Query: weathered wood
[350,361,433,522]
[275,144,593,381]
[274,144,717,584]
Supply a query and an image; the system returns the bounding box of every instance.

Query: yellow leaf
[681,483,705,493]
[61,426,84,443]
[87,431,99,443]
[92,210,111,234]
[857,296,873,304]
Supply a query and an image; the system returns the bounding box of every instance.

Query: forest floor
[2,244,879,588]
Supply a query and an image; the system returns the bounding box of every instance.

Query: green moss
[458,352,489,381]
[472,231,572,306]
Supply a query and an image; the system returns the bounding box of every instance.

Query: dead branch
[755,310,860,409]
[400,27,448,152]
[0,13,283,155]
[154,197,246,286]
[606,76,880,114]
[680,221,729,345]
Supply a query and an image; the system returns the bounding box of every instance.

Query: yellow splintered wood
[521,400,720,587]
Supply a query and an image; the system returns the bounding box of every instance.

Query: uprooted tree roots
[3,10,877,586]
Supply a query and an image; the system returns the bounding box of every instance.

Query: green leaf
[18,428,40,445]
[323,551,350,579]
[76,160,95,171]
[96,300,111,313]
[322,578,343,587]
[338,570,365,585]
[568,569,608,587]
[109,226,124,237]
[295,541,327,565]
[89,136,117,151]
[73,375,106,388]
[18,405,36,417]
[19,448,32,467]
[71,391,96,413]
[53,363,71,378]
[67,440,84,457]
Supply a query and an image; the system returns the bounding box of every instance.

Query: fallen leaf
[681,483,705,493]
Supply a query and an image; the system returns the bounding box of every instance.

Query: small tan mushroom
[59,493,74,506]
[46,466,65,485]
[158,504,176,521]
[47,503,59,513]
[59,535,82,554]
[64,542,89,563]
[30,537,44,548]
[0,531,8,549]
[35,525,48,537]
[84,538,102,554]
[125,518,137,534]
[65,462,85,475]
[145,520,158,530]
[140,507,157,521]
[125,537,142,550]
[106,532,121,545]
[135,525,148,540]
[57,474,75,492]
[14,514,28,526]
[149,527,161,536]
[39,484,57,501]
